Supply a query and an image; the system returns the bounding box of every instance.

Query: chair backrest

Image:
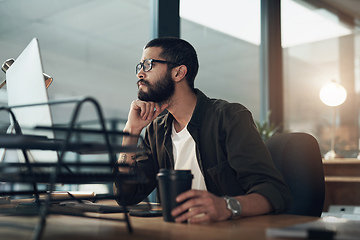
[265,132,325,217]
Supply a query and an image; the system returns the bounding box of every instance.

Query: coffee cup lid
[157,169,193,179]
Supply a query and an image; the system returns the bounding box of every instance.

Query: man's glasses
[136,59,178,74]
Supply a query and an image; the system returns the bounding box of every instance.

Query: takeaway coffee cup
[157,169,193,222]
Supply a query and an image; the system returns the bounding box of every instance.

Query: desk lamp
[1,58,53,89]
[319,80,347,160]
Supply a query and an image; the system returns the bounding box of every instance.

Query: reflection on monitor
[3,38,57,162]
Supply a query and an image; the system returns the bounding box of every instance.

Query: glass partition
[282,0,357,157]
[180,0,262,119]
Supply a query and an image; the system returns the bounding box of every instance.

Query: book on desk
[266,216,360,240]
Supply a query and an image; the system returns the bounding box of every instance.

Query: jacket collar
[163,88,208,130]
[189,89,208,128]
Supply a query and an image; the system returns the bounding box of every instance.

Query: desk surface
[322,158,360,164]
[0,200,317,240]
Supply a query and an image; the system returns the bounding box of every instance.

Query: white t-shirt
[171,122,207,191]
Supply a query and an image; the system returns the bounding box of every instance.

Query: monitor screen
[3,38,57,162]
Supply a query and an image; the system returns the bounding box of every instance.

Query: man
[114,37,292,223]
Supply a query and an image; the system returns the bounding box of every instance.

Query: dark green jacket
[117,89,292,213]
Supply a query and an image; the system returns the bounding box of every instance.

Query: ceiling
[304,0,360,23]
[327,0,360,19]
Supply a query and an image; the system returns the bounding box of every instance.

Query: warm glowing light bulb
[319,81,347,107]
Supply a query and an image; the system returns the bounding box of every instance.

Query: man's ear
[173,65,187,82]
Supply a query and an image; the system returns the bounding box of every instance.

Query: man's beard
[137,70,175,103]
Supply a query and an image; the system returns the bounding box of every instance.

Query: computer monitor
[1,38,57,163]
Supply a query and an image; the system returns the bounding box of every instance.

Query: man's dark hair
[144,37,199,90]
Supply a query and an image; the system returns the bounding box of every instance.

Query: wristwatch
[223,196,242,219]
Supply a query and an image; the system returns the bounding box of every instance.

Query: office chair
[265,132,325,217]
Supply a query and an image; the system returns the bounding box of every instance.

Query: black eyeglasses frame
[136,59,179,74]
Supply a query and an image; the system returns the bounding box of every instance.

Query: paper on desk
[38,191,96,200]
[266,216,360,240]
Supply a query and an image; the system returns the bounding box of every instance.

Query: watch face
[229,198,241,215]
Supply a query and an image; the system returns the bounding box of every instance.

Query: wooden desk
[323,158,360,211]
[0,200,317,240]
